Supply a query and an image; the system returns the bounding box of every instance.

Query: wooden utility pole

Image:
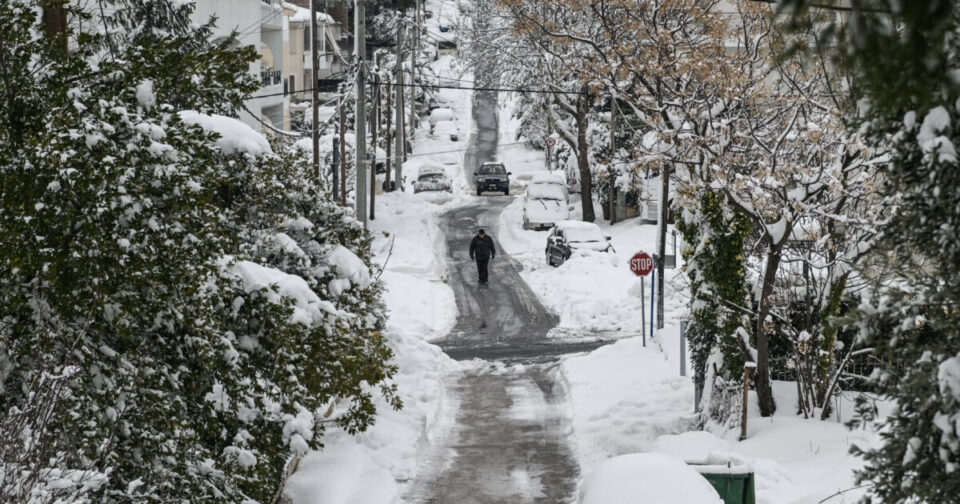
[656,164,670,329]
[371,76,380,220]
[339,97,347,205]
[385,76,393,192]
[409,1,419,143]
[310,0,321,186]
[356,64,367,225]
[355,0,366,62]
[394,25,405,188]
[609,95,618,225]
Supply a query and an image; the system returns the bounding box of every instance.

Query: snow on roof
[284,2,335,24]
[555,219,602,231]
[178,111,272,156]
[530,173,565,184]
[417,165,447,176]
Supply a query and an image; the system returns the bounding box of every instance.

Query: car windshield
[565,226,605,243]
[479,164,506,175]
[527,182,564,200]
[419,173,444,182]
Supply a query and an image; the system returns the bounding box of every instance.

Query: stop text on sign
[630,252,654,276]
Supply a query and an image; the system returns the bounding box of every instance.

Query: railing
[261,68,282,87]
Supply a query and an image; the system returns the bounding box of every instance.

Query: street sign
[545,137,556,147]
[630,252,654,276]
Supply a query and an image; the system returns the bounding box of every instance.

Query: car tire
[546,251,554,267]
[476,187,481,196]
[504,187,510,196]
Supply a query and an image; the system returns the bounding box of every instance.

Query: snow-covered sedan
[413,166,452,193]
[522,173,569,230]
[433,120,459,142]
[545,220,614,267]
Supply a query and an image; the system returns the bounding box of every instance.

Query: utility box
[689,464,756,504]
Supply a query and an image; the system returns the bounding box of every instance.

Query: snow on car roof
[530,173,565,184]
[434,120,457,133]
[417,165,446,176]
[555,220,601,230]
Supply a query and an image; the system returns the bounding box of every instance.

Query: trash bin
[689,463,756,504]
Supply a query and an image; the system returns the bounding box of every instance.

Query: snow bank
[178,111,272,156]
[285,444,397,504]
[579,453,722,504]
[562,336,697,473]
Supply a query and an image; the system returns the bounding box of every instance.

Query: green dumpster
[688,464,756,504]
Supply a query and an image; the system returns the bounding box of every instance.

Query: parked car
[545,220,614,266]
[413,166,452,193]
[429,107,455,126]
[433,120,459,142]
[523,173,569,230]
[473,161,510,195]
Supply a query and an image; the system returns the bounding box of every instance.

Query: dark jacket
[469,234,496,261]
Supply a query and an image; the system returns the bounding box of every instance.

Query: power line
[371,80,588,95]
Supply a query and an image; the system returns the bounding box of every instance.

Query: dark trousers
[476,258,489,283]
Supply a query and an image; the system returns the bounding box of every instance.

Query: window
[288,74,295,92]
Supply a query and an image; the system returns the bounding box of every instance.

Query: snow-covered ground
[285,16,882,504]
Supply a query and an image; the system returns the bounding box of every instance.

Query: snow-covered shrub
[0,2,396,502]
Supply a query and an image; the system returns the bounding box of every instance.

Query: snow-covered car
[433,120,459,142]
[523,173,569,230]
[579,453,723,504]
[545,220,613,266]
[413,166,452,193]
[473,161,510,195]
[429,107,455,126]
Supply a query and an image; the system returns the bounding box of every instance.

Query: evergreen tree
[781,0,960,500]
[0,1,397,502]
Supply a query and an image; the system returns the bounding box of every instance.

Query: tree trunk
[756,247,781,417]
[576,91,595,222]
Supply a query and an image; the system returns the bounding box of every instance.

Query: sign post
[629,252,654,347]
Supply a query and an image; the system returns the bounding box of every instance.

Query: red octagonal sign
[630,252,654,276]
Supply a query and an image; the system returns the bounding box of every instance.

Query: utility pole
[657,164,670,329]
[356,64,367,225]
[310,0,321,187]
[394,24,405,189]
[355,0,366,62]
[409,1,419,144]
[332,135,340,201]
[339,95,347,205]
[371,76,380,220]
[385,75,393,192]
[609,95,618,225]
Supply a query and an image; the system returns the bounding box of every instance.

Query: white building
[191,0,290,132]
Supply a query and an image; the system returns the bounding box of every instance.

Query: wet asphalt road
[404,52,585,504]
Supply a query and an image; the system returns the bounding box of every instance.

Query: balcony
[261,68,282,87]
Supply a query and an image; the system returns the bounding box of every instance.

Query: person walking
[469,228,496,284]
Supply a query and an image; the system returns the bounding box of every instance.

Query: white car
[545,220,613,267]
[433,120,459,142]
[523,173,569,230]
[429,107,455,126]
[413,166,452,193]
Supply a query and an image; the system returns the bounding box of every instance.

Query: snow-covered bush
[0,2,396,502]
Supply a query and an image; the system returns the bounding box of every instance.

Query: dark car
[545,220,614,267]
[473,162,511,196]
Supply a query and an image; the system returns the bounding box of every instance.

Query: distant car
[473,161,510,196]
[429,107,455,126]
[433,120,459,142]
[413,166,452,193]
[545,220,613,266]
[523,173,569,230]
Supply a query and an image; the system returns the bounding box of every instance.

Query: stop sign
[630,252,654,276]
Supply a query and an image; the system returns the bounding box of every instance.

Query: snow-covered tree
[0,2,397,502]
